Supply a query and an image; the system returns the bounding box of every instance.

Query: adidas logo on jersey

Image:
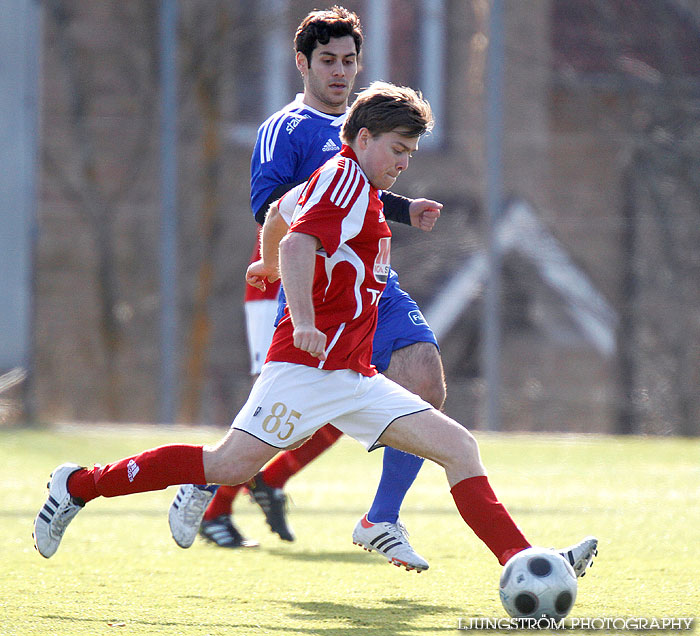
[127,459,140,483]
[322,138,340,152]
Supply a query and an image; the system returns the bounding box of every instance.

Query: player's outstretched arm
[246,201,290,291]
[261,201,291,271]
[279,231,326,360]
[409,198,443,232]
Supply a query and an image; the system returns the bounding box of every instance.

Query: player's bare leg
[380,409,527,564]
[382,342,446,410]
[378,409,486,486]
[202,428,280,486]
[378,411,596,574]
[169,430,279,548]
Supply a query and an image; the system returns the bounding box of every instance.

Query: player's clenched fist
[409,198,443,232]
[292,324,327,360]
[246,258,280,291]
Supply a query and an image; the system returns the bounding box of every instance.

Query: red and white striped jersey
[265,145,391,376]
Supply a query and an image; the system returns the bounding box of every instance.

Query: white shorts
[244,300,279,375]
[231,362,432,450]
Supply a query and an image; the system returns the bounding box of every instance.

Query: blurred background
[2,0,699,436]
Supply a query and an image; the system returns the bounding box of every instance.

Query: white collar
[291,94,346,126]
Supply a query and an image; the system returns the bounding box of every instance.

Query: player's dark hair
[341,82,434,143]
[294,5,363,63]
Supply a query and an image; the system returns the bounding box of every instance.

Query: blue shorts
[371,288,439,374]
[274,271,438,374]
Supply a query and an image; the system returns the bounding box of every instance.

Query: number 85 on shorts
[232,398,303,447]
[231,362,315,448]
[261,402,300,442]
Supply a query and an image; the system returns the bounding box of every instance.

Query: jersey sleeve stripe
[266,116,288,163]
[293,164,337,221]
[330,159,352,203]
[332,161,356,206]
[259,116,277,164]
[291,157,368,249]
[260,107,304,164]
[330,159,364,209]
[258,115,274,164]
[259,112,280,163]
[338,167,362,210]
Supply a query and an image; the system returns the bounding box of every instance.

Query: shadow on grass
[265,547,382,565]
[36,614,215,628]
[278,597,462,635]
[37,614,295,633]
[37,599,461,634]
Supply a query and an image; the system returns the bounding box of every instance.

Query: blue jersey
[250,95,345,223]
[250,94,400,298]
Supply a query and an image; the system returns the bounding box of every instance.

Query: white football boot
[33,462,85,558]
[352,514,429,572]
[169,484,215,548]
[556,536,598,577]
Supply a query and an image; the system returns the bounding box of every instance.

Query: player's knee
[203,447,258,486]
[206,463,254,487]
[451,425,479,460]
[439,422,483,474]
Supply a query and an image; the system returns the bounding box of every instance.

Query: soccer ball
[499,547,577,619]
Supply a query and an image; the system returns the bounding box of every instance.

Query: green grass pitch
[1,425,698,635]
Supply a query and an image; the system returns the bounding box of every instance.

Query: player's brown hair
[341,82,434,143]
[294,5,363,63]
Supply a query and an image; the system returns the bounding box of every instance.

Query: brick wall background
[30,0,700,435]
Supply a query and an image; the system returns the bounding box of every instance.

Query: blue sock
[366,447,424,524]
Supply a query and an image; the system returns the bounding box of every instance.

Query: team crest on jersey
[373,237,391,283]
[286,116,304,134]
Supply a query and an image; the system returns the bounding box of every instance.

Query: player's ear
[296,51,309,77]
[357,127,372,149]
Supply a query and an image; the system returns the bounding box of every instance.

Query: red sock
[67,444,206,503]
[203,485,244,521]
[450,475,531,565]
[261,424,342,489]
